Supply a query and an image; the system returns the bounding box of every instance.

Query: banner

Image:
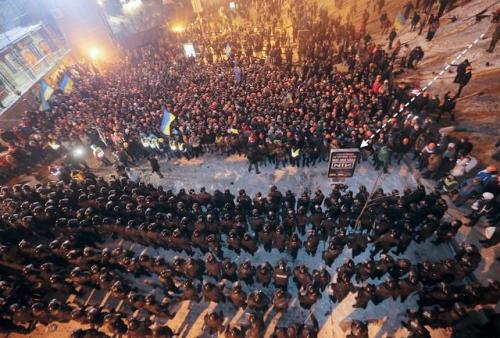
[328,148,360,178]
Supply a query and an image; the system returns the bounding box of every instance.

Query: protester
[411,11,421,31]
[426,16,440,41]
[149,156,164,178]
[0,3,498,336]
[456,65,472,97]
[486,15,500,53]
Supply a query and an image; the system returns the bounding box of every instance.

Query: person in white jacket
[450,155,477,178]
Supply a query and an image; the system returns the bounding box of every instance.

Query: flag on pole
[394,12,406,30]
[40,80,54,101]
[59,73,74,94]
[39,99,50,111]
[160,109,176,135]
[39,80,54,111]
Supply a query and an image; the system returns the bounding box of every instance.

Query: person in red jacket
[372,75,383,93]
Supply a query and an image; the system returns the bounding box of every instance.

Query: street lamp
[172,25,185,33]
[88,47,100,61]
[72,146,85,158]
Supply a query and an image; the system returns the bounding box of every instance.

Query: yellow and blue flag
[394,12,406,30]
[40,80,54,101]
[160,109,176,135]
[39,80,54,111]
[59,73,74,94]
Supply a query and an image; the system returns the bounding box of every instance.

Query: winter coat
[247,148,261,164]
[229,288,247,309]
[378,146,391,163]
[272,290,290,311]
[450,157,477,177]
[454,62,468,83]
[414,134,427,153]
[428,20,440,33]
[331,281,354,302]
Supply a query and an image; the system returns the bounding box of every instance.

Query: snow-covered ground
[138,154,418,197]
[367,0,500,166]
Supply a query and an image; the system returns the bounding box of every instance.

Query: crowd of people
[0,175,498,337]
[0,0,496,183]
[0,0,498,336]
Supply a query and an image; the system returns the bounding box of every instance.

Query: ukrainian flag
[160,109,176,135]
[394,12,406,30]
[40,80,54,101]
[39,80,53,111]
[59,73,74,94]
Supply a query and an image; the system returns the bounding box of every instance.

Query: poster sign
[183,43,196,57]
[328,148,359,178]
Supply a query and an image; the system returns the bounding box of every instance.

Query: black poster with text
[328,149,360,178]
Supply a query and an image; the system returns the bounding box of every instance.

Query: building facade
[0,0,69,110]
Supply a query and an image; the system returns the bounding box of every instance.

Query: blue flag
[234,65,241,83]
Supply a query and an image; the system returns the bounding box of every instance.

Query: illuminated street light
[72,146,85,158]
[172,25,185,33]
[88,47,100,61]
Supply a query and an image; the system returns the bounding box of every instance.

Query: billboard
[328,148,360,178]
